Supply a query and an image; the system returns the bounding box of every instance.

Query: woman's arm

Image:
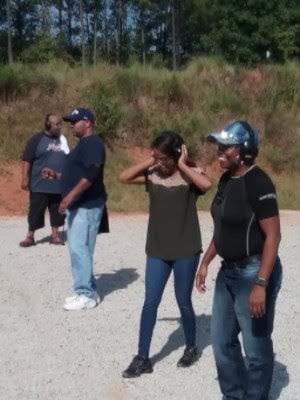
[119,157,155,184]
[248,215,281,318]
[178,145,212,192]
[195,238,218,293]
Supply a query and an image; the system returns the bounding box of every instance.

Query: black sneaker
[122,355,153,378]
[177,347,198,368]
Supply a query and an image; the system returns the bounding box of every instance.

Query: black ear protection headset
[172,133,184,158]
[44,114,52,130]
[238,120,258,163]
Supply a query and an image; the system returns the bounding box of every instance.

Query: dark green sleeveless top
[145,167,203,260]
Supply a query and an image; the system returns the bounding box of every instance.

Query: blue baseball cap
[63,108,95,123]
[207,120,259,148]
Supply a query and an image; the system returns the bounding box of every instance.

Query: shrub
[20,33,61,64]
[159,74,188,105]
[261,144,285,173]
[259,65,300,118]
[88,84,123,141]
[204,85,249,114]
[0,64,31,101]
[0,63,58,101]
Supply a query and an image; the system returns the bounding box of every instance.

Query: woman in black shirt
[196,121,282,400]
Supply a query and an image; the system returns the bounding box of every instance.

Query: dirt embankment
[0,163,27,216]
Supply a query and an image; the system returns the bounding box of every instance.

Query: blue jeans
[211,257,282,400]
[66,206,103,298]
[138,252,200,358]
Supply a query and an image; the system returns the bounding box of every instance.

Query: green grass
[0,58,299,210]
[105,148,149,212]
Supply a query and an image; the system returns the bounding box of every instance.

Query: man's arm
[59,178,92,214]
[21,161,31,190]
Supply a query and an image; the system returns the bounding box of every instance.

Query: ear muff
[173,134,184,156]
[239,121,258,163]
[45,114,52,130]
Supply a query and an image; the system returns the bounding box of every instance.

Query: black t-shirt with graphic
[211,166,279,261]
[22,132,69,194]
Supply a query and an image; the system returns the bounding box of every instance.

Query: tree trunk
[141,26,146,65]
[58,0,63,35]
[171,1,177,71]
[80,0,86,66]
[6,0,13,64]
[115,0,122,65]
[93,15,97,65]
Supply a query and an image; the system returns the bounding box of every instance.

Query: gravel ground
[0,211,299,400]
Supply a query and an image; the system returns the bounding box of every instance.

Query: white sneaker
[63,294,97,311]
[65,293,100,305]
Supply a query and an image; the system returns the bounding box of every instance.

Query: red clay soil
[0,154,222,216]
[0,163,28,216]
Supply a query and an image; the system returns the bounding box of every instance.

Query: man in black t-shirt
[20,114,69,247]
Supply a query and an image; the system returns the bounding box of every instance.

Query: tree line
[2,0,299,68]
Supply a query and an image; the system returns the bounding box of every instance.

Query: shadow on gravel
[95,268,139,301]
[270,360,289,399]
[151,313,211,365]
[35,230,67,244]
[35,235,53,244]
[151,316,289,399]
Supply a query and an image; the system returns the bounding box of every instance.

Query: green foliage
[259,65,300,116]
[105,148,149,212]
[0,64,30,101]
[20,33,61,64]
[199,0,298,65]
[291,142,300,171]
[0,63,57,102]
[262,144,285,173]
[88,84,123,141]
[204,85,249,115]
[1,1,298,68]
[112,65,162,103]
[159,75,188,105]
[0,60,299,209]
[123,106,150,131]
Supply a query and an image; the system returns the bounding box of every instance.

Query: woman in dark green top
[119,131,212,378]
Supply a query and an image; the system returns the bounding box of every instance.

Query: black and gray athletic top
[211,166,279,261]
[22,132,69,194]
[145,167,204,260]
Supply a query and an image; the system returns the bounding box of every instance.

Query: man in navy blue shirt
[43,108,107,311]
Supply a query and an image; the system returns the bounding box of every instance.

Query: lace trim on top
[147,166,203,187]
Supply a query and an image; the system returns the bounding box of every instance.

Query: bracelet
[254,276,268,287]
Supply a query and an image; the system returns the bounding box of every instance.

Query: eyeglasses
[154,155,174,164]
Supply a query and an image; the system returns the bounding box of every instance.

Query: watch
[254,277,268,287]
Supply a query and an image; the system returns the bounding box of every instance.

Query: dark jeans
[138,252,200,358]
[211,257,282,400]
[28,191,65,231]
